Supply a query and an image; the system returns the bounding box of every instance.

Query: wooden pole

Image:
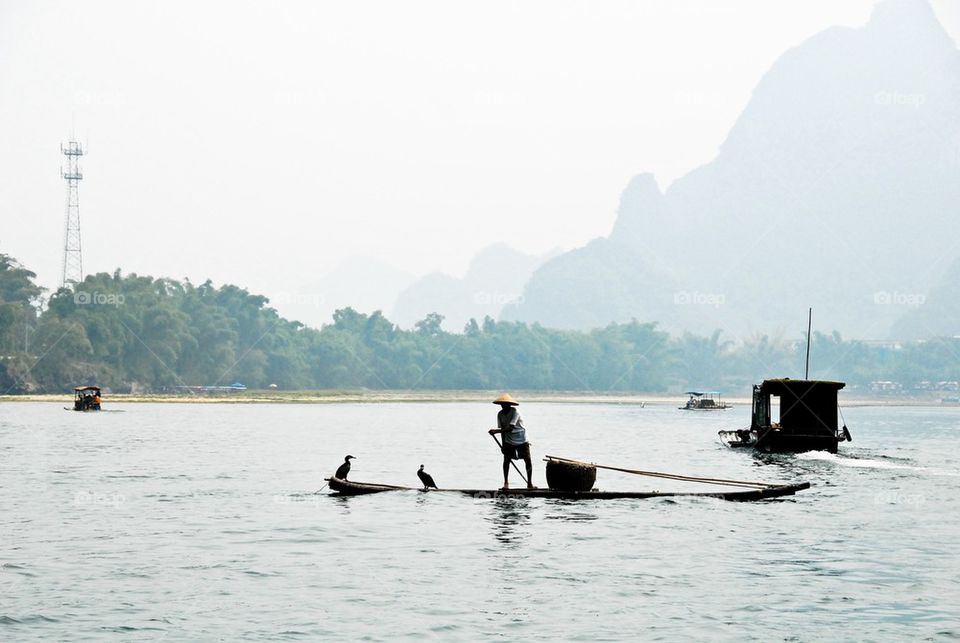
[491,433,529,485]
[544,455,776,489]
[805,307,812,380]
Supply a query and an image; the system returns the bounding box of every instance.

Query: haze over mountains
[274,245,554,331]
[391,244,557,330]
[274,257,416,331]
[502,0,960,340]
[259,0,957,341]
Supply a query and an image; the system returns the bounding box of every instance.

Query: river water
[1,401,958,640]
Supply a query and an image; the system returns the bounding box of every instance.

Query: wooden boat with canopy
[679,391,730,410]
[720,312,853,453]
[68,386,102,411]
[719,378,852,453]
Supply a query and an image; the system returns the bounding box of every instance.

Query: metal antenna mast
[60,140,85,288]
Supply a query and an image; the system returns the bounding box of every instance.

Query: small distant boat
[679,391,730,410]
[719,378,851,453]
[66,385,102,412]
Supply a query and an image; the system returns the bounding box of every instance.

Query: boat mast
[804,307,812,380]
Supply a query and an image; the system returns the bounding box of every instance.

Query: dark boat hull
[325,477,809,502]
[719,429,838,453]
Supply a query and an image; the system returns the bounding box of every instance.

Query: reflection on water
[749,450,843,478]
[330,494,355,516]
[486,497,531,546]
[543,500,599,522]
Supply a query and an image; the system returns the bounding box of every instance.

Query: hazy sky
[2,0,958,305]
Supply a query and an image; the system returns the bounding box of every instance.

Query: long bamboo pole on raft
[544,455,778,489]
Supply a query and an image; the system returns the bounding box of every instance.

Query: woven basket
[545,460,597,492]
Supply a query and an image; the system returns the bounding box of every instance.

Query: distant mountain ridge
[392,244,556,330]
[506,0,960,339]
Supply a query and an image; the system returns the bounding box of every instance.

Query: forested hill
[0,254,957,394]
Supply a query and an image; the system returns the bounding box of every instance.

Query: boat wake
[795,451,955,474]
[796,451,914,469]
[797,451,922,471]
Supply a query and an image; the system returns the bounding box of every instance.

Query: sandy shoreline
[0,390,954,408]
[3,390,661,405]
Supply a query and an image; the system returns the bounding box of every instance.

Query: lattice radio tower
[60,140,85,288]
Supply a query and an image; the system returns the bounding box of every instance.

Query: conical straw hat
[492,393,519,406]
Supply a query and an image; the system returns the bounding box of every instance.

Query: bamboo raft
[325,477,809,501]
[325,455,811,502]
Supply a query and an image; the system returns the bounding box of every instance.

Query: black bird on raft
[417,464,438,490]
[335,455,356,480]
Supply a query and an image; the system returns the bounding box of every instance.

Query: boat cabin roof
[758,378,844,395]
[74,386,101,392]
[686,391,720,396]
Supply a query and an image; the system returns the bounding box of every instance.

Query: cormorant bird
[335,455,356,480]
[417,464,437,490]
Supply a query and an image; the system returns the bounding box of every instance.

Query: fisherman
[93,391,101,410]
[488,393,534,489]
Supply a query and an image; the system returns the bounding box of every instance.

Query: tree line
[1,253,957,394]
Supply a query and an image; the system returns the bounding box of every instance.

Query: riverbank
[1,389,955,407]
[3,390,656,405]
